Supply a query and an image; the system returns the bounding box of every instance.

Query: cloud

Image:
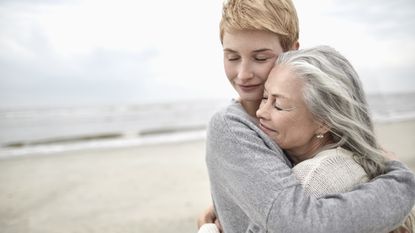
[328,0,415,39]
[0,0,80,6]
[0,0,228,107]
[0,42,159,107]
[296,0,415,94]
[1,0,413,108]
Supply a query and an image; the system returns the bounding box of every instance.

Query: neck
[240,99,261,118]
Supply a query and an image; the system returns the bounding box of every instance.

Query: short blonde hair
[220,0,299,51]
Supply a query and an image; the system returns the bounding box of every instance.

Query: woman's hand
[197,204,222,232]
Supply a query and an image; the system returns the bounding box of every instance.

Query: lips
[259,122,277,133]
[237,84,262,92]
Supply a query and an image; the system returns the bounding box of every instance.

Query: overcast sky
[0,0,414,108]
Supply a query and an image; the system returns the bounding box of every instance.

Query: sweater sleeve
[206,107,415,233]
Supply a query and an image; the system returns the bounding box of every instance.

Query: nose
[256,100,270,120]
[237,61,254,81]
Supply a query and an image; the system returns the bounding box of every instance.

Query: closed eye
[255,57,268,62]
[274,105,283,111]
[226,55,240,61]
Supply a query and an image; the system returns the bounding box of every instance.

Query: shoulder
[209,100,254,129]
[206,100,286,162]
[208,100,262,141]
[293,147,369,197]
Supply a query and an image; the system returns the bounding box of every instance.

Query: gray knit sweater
[206,101,415,233]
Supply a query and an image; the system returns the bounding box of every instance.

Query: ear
[316,122,330,134]
[290,41,300,50]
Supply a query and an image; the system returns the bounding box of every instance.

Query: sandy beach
[0,120,414,233]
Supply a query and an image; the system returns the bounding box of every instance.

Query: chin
[238,92,262,102]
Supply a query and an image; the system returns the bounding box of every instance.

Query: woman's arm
[206,105,415,233]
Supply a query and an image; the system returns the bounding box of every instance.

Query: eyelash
[226,56,269,62]
[274,105,283,111]
[255,57,268,62]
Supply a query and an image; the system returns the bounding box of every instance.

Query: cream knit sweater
[293,147,369,198]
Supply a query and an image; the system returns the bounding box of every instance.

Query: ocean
[0,92,414,158]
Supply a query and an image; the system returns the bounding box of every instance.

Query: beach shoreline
[0,119,414,233]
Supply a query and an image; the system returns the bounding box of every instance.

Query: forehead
[265,65,304,100]
[222,30,283,53]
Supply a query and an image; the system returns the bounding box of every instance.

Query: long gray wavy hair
[276,45,386,179]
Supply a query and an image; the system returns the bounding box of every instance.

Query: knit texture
[206,101,415,233]
[293,147,369,198]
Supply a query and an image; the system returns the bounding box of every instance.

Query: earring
[316,133,324,139]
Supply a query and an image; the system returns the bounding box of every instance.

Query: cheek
[224,62,236,81]
[270,115,295,135]
[256,63,276,81]
[297,112,320,134]
[271,114,313,141]
[290,118,319,140]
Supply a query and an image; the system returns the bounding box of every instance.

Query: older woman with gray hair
[256,45,414,233]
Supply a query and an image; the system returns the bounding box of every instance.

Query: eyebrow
[223,48,236,53]
[263,88,288,99]
[252,48,273,53]
[223,48,273,53]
